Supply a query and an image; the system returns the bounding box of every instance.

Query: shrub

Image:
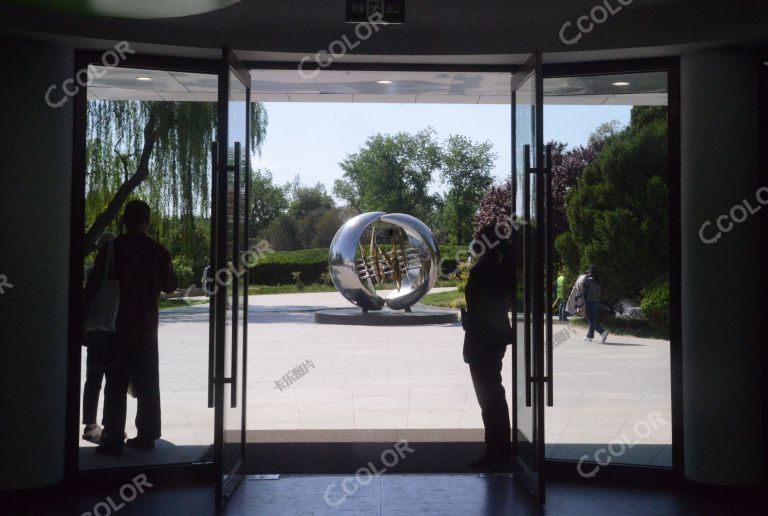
[319,269,333,285]
[248,245,471,287]
[640,274,670,325]
[249,248,329,285]
[172,255,195,289]
[291,271,305,291]
[454,261,470,293]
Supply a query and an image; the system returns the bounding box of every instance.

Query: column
[0,39,74,489]
[681,51,763,486]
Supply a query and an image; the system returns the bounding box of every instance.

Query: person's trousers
[558,301,568,321]
[82,331,118,425]
[102,335,161,445]
[469,357,511,460]
[128,341,162,441]
[585,301,605,338]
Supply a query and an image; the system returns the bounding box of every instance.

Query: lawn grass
[434,278,461,288]
[247,283,337,295]
[159,298,209,310]
[419,289,465,309]
[246,279,460,296]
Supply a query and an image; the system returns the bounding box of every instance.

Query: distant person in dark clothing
[462,223,515,470]
[93,200,177,455]
[583,265,609,343]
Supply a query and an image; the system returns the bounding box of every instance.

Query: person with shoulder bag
[81,231,120,444]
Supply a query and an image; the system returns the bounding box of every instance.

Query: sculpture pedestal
[314,307,459,326]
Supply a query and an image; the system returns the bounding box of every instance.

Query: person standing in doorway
[81,231,117,443]
[462,223,515,470]
[583,265,609,343]
[97,200,177,455]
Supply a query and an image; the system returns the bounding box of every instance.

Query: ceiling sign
[7,0,241,19]
[346,0,405,24]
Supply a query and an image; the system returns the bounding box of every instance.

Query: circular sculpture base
[314,307,459,326]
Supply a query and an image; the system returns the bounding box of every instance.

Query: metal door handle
[523,144,532,408]
[208,141,218,408]
[544,144,554,407]
[231,141,241,409]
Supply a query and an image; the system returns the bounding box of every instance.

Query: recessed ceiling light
[376,80,393,85]
[612,81,630,87]
[135,76,153,81]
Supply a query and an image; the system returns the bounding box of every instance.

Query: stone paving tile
[79,292,672,467]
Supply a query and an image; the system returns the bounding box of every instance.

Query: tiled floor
[55,474,766,516]
[79,290,671,470]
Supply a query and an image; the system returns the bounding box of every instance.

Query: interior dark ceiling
[1,0,767,63]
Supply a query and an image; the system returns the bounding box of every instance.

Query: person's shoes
[95,442,123,456]
[126,437,156,449]
[468,455,511,471]
[601,330,609,343]
[582,336,593,342]
[82,424,103,444]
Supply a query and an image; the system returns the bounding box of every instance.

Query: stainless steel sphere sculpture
[328,212,440,312]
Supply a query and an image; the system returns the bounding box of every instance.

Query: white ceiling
[87,66,667,105]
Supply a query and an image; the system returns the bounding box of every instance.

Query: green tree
[288,178,335,219]
[85,100,268,256]
[296,206,357,249]
[555,106,668,310]
[249,168,289,238]
[334,128,442,221]
[440,135,496,244]
[262,214,300,251]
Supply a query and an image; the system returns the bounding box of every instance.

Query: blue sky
[254,102,631,196]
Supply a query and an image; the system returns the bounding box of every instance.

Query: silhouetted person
[462,223,515,470]
[96,200,177,455]
[81,231,118,443]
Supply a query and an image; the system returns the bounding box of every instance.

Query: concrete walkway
[79,290,671,469]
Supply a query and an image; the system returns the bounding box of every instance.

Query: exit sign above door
[346,0,405,24]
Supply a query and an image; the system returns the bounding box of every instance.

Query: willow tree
[84,100,267,256]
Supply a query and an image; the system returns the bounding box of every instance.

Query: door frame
[510,50,548,504]
[213,46,251,508]
[66,51,221,488]
[65,51,682,488]
[540,57,683,481]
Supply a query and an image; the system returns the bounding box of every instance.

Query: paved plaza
[80,289,671,469]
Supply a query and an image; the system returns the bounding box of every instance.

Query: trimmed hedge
[249,245,471,286]
[249,248,329,285]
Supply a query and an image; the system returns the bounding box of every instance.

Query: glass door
[213,47,250,509]
[511,50,552,505]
